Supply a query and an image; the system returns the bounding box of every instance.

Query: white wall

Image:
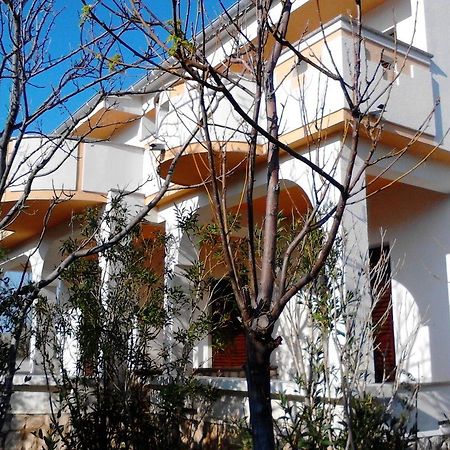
[82,142,145,194]
[8,138,78,192]
[367,181,450,431]
[368,182,450,384]
[423,0,450,150]
[365,0,427,51]
[272,138,372,383]
[276,16,434,138]
[158,78,262,150]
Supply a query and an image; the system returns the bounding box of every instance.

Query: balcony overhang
[71,98,141,140]
[0,191,106,249]
[230,182,310,224]
[264,0,386,54]
[158,141,266,186]
[154,106,447,205]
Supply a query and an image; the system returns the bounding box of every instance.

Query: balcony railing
[71,96,142,140]
[156,78,266,186]
[1,137,145,248]
[277,16,434,137]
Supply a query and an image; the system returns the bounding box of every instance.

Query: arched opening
[195,180,311,375]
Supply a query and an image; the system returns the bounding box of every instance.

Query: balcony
[276,16,434,143]
[1,137,145,248]
[157,79,266,186]
[70,96,142,140]
[157,14,433,186]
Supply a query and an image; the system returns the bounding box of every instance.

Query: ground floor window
[210,279,246,370]
[369,245,396,382]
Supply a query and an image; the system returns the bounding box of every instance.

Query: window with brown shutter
[210,279,246,369]
[369,245,396,382]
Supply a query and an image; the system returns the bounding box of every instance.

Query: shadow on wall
[368,182,450,382]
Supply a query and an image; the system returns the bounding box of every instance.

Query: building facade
[3,0,450,444]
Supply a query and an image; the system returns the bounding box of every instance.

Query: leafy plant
[36,205,217,449]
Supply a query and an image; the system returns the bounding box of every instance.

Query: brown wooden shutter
[370,246,396,382]
[211,280,246,369]
[212,332,246,369]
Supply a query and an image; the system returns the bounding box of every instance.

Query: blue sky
[1,0,236,133]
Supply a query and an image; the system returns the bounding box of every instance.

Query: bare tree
[1,0,438,448]
[76,0,441,448]
[98,3,441,450]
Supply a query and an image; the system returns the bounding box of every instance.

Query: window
[369,245,396,382]
[210,279,246,370]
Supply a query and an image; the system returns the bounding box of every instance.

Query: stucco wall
[368,182,450,430]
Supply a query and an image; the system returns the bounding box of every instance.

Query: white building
[3,0,450,444]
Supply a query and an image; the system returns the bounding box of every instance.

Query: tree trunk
[245,332,275,450]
